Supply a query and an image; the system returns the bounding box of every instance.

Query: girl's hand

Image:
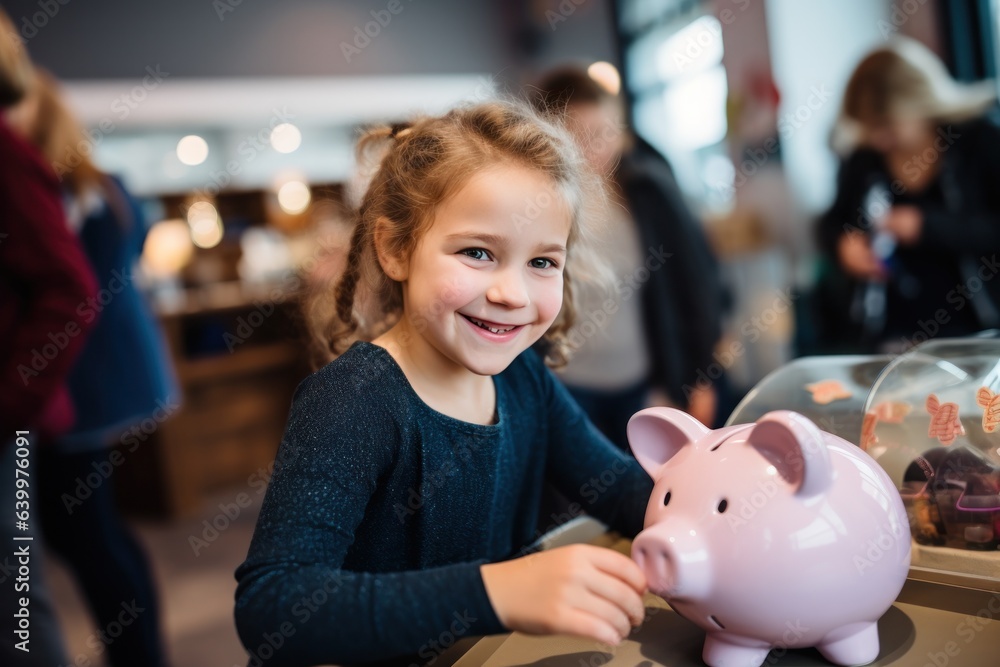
[480,544,647,646]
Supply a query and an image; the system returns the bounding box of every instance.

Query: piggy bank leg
[817,622,879,666]
[702,634,771,667]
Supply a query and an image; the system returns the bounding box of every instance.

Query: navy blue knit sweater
[234,341,654,666]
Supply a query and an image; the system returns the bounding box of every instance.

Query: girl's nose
[486,270,530,308]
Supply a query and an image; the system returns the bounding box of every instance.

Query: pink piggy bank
[629,408,911,667]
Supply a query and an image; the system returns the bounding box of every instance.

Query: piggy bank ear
[627,407,710,476]
[746,411,833,498]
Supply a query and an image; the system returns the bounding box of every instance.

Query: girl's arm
[478,352,653,647]
[234,373,504,666]
[538,355,654,538]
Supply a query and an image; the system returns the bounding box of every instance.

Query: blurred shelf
[120,294,310,519]
[176,341,300,385]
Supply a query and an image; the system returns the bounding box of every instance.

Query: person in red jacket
[0,9,98,665]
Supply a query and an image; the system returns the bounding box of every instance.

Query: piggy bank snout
[632,523,711,600]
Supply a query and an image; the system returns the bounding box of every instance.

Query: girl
[234,100,655,666]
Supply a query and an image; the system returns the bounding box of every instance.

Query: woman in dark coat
[816,37,1000,353]
[531,68,725,446]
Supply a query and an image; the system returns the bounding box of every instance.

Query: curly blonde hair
[308,98,610,368]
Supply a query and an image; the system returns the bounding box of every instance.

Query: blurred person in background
[816,37,1000,353]
[0,9,95,665]
[530,67,726,445]
[8,68,176,667]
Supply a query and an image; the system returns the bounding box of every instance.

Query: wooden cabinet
[119,282,311,518]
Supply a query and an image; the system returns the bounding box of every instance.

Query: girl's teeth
[470,317,514,334]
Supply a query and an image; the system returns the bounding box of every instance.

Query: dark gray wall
[4,0,617,82]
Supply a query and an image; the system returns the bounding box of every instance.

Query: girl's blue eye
[530,258,558,270]
[461,248,491,261]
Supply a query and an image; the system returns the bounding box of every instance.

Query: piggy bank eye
[663,491,672,506]
[717,498,728,513]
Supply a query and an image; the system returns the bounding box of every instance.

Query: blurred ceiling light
[142,219,194,277]
[270,123,302,153]
[277,180,311,214]
[186,200,224,249]
[176,135,209,165]
[588,61,621,96]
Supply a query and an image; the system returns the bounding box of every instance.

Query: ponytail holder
[389,123,412,139]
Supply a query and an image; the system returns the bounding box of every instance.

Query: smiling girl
[234,100,654,666]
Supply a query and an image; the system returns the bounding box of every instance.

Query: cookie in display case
[863,338,1000,574]
[726,354,893,443]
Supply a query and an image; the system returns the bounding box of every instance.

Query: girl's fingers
[569,589,632,640]
[582,567,646,627]
[560,607,624,647]
[588,547,647,594]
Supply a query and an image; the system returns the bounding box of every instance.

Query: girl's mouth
[461,314,523,337]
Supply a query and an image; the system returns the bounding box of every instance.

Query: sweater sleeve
[533,354,653,538]
[0,126,98,439]
[233,372,504,667]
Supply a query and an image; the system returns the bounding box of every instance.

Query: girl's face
[390,163,572,377]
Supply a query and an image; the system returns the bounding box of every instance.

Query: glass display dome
[726,336,1000,582]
